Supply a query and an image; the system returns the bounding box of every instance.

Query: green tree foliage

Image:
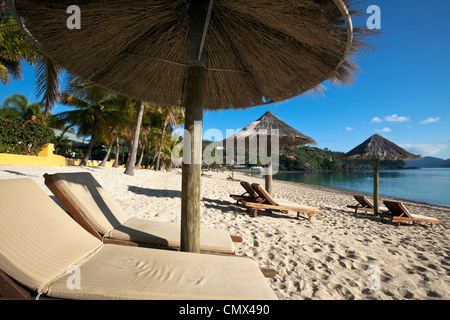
[51,134,73,156]
[0,117,55,155]
[278,146,405,172]
[0,14,38,85]
[57,76,116,166]
[1,93,46,122]
[1,13,63,117]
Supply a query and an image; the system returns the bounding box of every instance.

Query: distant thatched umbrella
[222,111,316,194]
[224,111,317,147]
[9,0,372,253]
[344,134,421,214]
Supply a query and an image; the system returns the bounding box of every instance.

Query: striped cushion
[109,218,235,254]
[48,172,130,234]
[50,172,235,253]
[46,244,277,300]
[0,179,102,293]
[0,179,276,300]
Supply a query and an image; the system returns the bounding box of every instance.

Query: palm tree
[0,14,38,85]
[51,135,72,156]
[57,77,114,166]
[1,93,46,123]
[124,100,145,176]
[111,137,120,167]
[97,94,134,167]
[1,12,63,118]
[151,105,184,171]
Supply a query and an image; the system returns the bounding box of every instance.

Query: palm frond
[34,55,63,117]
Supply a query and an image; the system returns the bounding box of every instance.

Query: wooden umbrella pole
[181,66,204,253]
[373,158,380,215]
[264,136,273,196]
[180,0,212,253]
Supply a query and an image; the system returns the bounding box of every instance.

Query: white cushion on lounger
[48,172,235,253]
[0,178,277,300]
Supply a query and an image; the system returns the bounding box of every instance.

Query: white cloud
[401,144,448,156]
[385,114,410,123]
[370,117,383,123]
[376,127,391,133]
[345,127,353,131]
[444,138,450,143]
[420,117,441,125]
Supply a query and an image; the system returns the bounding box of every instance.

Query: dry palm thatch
[344,134,421,161]
[10,0,373,110]
[223,111,316,148]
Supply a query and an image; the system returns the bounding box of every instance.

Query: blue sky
[1,0,449,159]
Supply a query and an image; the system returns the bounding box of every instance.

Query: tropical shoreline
[271,176,450,210]
[273,168,450,208]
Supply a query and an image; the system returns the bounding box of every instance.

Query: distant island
[404,156,450,169]
[277,146,406,172]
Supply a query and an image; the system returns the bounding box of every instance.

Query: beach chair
[43,172,242,255]
[380,201,442,228]
[347,195,389,214]
[239,183,322,222]
[201,169,212,177]
[227,174,241,182]
[230,181,262,204]
[0,178,277,300]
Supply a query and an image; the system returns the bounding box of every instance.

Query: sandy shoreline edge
[0,164,448,300]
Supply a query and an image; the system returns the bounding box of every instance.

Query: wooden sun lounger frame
[240,183,322,222]
[0,269,60,300]
[230,181,262,205]
[347,195,389,214]
[0,269,34,299]
[43,174,275,278]
[378,201,442,229]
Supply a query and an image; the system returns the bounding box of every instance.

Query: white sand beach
[1,164,449,300]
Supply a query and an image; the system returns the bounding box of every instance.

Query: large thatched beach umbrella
[222,111,316,195]
[344,134,421,214]
[8,0,371,253]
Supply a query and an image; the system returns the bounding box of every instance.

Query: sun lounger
[0,178,277,300]
[227,174,241,182]
[239,183,322,222]
[230,181,262,204]
[347,195,389,214]
[43,172,242,255]
[201,171,212,177]
[380,201,442,228]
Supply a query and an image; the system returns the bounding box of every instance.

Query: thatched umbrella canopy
[8,0,372,253]
[344,134,421,214]
[224,111,317,147]
[222,111,316,194]
[8,0,367,109]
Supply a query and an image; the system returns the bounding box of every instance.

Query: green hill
[277,146,405,172]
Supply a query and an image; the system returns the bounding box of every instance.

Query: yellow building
[0,144,67,167]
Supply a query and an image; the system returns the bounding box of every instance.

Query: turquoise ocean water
[269,168,450,208]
